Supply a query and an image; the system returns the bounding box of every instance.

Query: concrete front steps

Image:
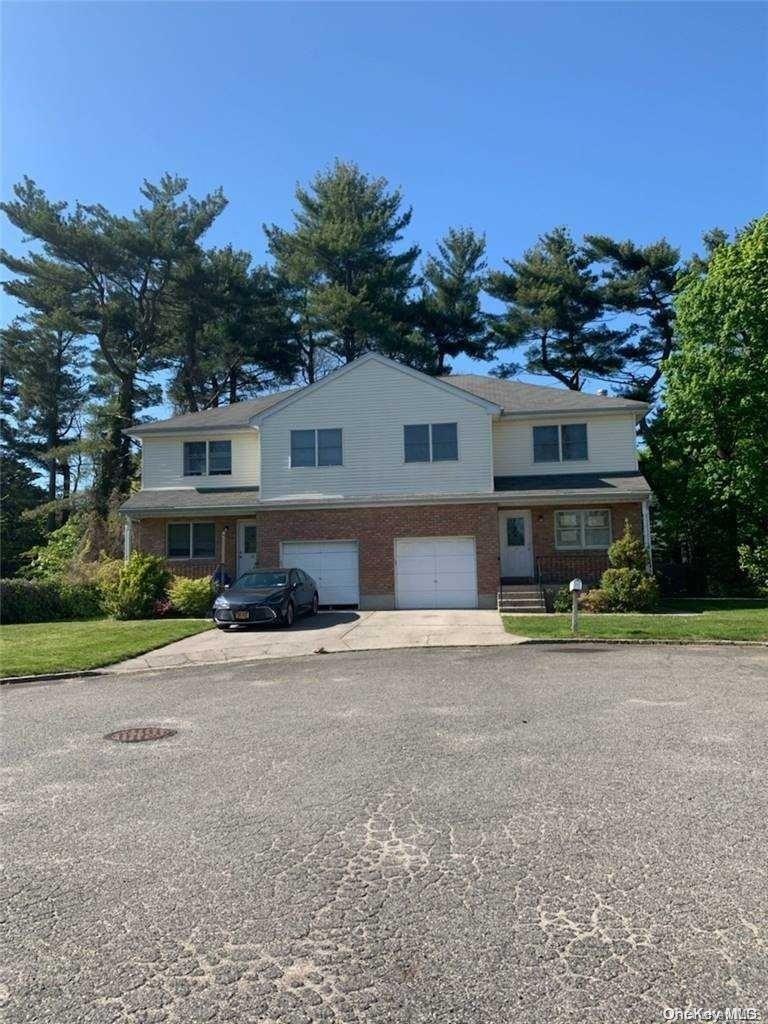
[497,584,547,614]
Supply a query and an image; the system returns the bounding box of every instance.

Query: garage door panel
[281,541,359,606]
[395,537,477,609]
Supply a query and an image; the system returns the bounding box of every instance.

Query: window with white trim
[554,509,611,549]
[533,423,588,463]
[290,429,342,467]
[182,440,231,477]
[403,422,458,462]
[167,522,217,559]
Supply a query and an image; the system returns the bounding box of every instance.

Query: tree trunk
[61,460,71,524]
[96,374,135,516]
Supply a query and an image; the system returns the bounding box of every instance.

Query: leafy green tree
[414,227,492,374]
[1,175,227,510]
[643,216,768,590]
[487,227,627,389]
[265,160,419,366]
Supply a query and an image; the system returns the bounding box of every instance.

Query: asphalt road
[3,644,767,1024]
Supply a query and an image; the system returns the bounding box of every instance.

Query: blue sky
[2,1,766,390]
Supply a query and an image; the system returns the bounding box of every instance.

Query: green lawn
[0,618,214,678]
[504,599,768,642]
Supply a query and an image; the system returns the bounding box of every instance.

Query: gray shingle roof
[121,487,261,513]
[494,472,650,494]
[126,390,298,435]
[443,375,648,414]
[126,369,646,435]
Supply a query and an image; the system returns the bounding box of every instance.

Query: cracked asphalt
[2,644,767,1023]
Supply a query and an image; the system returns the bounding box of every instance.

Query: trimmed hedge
[0,578,104,624]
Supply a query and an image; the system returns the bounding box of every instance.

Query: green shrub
[553,585,572,612]
[738,543,768,595]
[169,576,214,618]
[95,558,124,614]
[608,520,648,571]
[0,578,105,624]
[107,553,171,620]
[25,517,88,581]
[598,567,660,612]
[581,587,613,613]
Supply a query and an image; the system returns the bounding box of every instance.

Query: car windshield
[236,571,288,588]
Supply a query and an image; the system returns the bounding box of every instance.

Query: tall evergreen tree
[265,160,419,366]
[1,300,87,527]
[415,227,492,375]
[163,246,299,412]
[487,227,627,390]
[1,175,227,511]
[583,235,681,404]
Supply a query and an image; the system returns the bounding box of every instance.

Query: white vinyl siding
[141,431,260,489]
[493,415,638,477]
[260,358,492,500]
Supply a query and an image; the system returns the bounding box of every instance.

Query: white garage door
[395,537,478,609]
[281,541,359,606]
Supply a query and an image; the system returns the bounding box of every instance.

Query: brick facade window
[554,509,611,549]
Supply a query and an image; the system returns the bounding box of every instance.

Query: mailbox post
[569,578,583,633]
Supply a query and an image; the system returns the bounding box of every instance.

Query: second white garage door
[281,541,359,606]
[395,537,478,609]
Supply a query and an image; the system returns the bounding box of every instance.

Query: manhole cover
[104,727,176,743]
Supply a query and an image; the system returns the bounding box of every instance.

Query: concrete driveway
[109,609,525,672]
[3,644,767,1023]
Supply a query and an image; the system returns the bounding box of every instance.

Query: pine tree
[265,160,419,366]
[584,235,681,404]
[415,227,492,374]
[487,227,627,389]
[1,175,227,511]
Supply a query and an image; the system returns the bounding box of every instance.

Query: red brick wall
[133,499,644,600]
[134,503,501,603]
[528,502,643,584]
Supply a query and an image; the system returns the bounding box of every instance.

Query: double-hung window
[554,509,611,549]
[404,422,458,463]
[183,440,232,477]
[290,429,342,467]
[167,522,217,559]
[533,423,588,463]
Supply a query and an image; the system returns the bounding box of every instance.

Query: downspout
[642,499,653,573]
[123,517,132,562]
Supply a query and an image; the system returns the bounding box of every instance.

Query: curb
[3,635,765,685]
[1,669,106,686]
[519,637,768,647]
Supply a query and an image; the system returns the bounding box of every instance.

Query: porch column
[641,499,653,572]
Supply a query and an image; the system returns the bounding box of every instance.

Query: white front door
[395,537,478,609]
[280,541,360,606]
[236,520,259,577]
[499,510,534,578]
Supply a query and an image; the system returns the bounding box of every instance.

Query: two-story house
[121,353,651,609]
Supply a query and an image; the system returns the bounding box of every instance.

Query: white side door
[499,510,534,578]
[236,520,259,577]
[280,541,359,605]
[395,537,478,609]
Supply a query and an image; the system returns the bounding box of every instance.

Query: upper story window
[555,509,611,549]
[183,440,232,477]
[533,423,588,463]
[404,422,458,463]
[290,428,343,467]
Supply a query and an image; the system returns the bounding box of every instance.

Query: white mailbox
[569,578,583,593]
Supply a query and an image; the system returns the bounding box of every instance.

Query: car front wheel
[310,592,319,615]
[281,601,295,628]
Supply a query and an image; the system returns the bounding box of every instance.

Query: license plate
[235,610,250,621]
